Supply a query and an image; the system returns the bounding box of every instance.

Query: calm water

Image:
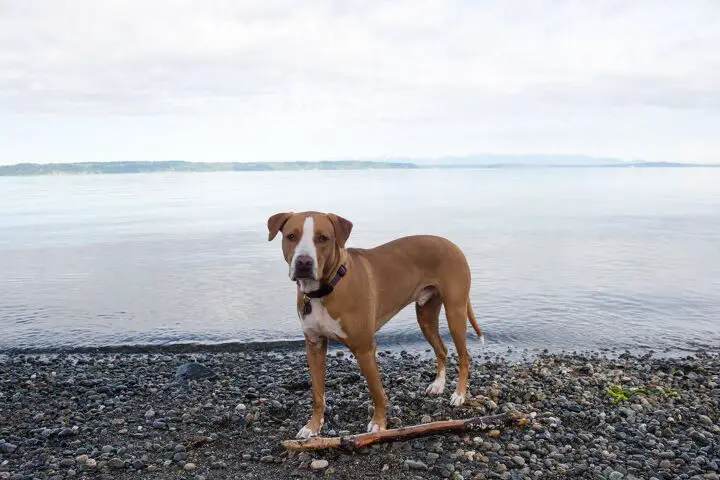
[1,168,719,354]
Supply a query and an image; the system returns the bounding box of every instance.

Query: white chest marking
[300,300,347,342]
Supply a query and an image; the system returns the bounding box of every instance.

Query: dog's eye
[316,234,329,243]
[286,233,297,241]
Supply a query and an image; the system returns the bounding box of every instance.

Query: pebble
[310,459,329,470]
[405,460,428,470]
[183,463,197,471]
[0,443,17,454]
[107,458,125,469]
[175,362,217,382]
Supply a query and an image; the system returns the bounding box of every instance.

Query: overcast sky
[0,0,719,165]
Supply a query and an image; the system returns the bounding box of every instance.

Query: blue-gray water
[1,168,719,354]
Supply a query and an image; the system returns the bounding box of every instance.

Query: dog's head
[267,211,353,283]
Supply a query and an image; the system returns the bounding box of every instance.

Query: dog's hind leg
[416,293,447,396]
[444,300,471,407]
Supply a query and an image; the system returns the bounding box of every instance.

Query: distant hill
[0,160,418,176]
[0,158,716,176]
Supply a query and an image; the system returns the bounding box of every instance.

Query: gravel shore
[1,347,718,479]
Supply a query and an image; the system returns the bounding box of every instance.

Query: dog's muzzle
[292,255,315,280]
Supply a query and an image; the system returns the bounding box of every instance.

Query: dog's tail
[467,299,484,344]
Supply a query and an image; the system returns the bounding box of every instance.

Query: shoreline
[1,349,718,479]
[2,337,717,362]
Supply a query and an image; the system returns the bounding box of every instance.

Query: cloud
[0,0,719,163]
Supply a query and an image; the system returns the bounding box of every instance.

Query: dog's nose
[295,255,314,271]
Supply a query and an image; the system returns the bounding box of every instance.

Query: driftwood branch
[282,412,523,452]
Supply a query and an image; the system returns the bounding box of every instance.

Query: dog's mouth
[290,267,316,282]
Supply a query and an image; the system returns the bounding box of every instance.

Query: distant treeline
[0,160,418,176]
[0,160,716,176]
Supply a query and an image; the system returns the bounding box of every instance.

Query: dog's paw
[296,425,319,439]
[425,377,446,395]
[449,392,466,407]
[366,421,385,433]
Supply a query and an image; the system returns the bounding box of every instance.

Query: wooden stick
[282,412,521,452]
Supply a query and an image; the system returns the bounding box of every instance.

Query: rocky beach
[1,347,719,480]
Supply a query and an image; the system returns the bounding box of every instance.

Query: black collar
[304,264,347,298]
[299,264,347,316]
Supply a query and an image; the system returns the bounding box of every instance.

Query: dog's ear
[327,213,353,248]
[267,212,293,241]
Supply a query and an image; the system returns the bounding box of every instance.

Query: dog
[267,210,483,439]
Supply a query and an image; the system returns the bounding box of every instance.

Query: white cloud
[0,0,719,163]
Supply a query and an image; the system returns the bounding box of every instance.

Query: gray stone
[0,443,17,454]
[175,362,217,382]
[405,460,429,470]
[698,415,713,426]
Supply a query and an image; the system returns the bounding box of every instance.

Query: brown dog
[267,210,483,438]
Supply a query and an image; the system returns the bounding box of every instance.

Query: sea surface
[1,168,719,354]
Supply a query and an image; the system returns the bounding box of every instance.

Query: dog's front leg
[354,344,388,433]
[296,336,328,439]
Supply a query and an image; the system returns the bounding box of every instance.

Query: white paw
[296,425,319,439]
[449,392,466,407]
[425,377,446,395]
[367,421,382,433]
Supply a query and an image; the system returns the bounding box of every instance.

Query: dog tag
[302,297,312,316]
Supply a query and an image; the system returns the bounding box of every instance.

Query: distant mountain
[0,158,716,176]
[413,154,626,167]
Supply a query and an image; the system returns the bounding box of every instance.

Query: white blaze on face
[290,216,318,284]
